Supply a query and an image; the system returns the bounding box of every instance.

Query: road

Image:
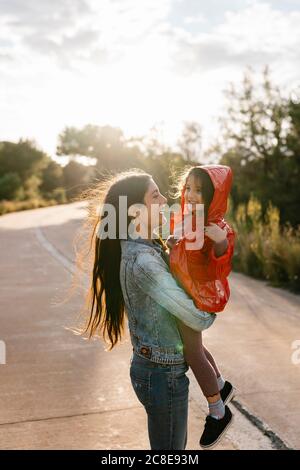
[0,202,299,450]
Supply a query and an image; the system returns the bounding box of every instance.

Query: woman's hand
[166,235,177,250]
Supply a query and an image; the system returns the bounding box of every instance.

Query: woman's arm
[133,251,216,332]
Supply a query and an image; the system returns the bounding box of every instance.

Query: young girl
[166,164,236,449]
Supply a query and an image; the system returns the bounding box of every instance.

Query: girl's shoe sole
[224,386,237,405]
[200,413,234,450]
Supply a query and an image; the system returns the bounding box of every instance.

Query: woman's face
[143,179,167,232]
[184,174,204,211]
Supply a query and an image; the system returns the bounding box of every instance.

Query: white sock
[217,375,225,391]
[208,398,225,420]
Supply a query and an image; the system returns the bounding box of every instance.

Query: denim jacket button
[140,346,151,358]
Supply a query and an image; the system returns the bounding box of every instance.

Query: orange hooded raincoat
[169,165,235,313]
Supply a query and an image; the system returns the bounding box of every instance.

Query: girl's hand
[204,223,227,243]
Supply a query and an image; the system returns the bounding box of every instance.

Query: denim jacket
[120,237,216,365]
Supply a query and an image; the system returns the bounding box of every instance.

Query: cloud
[184,15,207,25]
[1,0,300,155]
[0,0,91,32]
[1,1,300,73]
[0,52,12,61]
[0,0,96,68]
[162,2,300,81]
[0,0,173,69]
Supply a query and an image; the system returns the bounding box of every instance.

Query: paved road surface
[0,202,299,449]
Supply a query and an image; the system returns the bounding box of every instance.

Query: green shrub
[232,196,300,292]
[0,172,22,199]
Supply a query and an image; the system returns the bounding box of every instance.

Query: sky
[1,0,300,157]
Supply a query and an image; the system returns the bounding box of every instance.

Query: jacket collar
[123,236,164,254]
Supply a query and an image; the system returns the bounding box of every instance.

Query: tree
[0,140,48,201]
[177,121,202,162]
[57,124,143,172]
[284,96,300,225]
[212,67,300,226]
[0,173,22,200]
[40,160,64,196]
[62,160,92,199]
[0,140,48,181]
[143,151,187,202]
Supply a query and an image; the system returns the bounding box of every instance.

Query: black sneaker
[220,381,236,405]
[200,405,233,449]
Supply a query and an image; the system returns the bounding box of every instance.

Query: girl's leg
[203,346,221,378]
[177,321,219,399]
[176,321,225,419]
[203,346,227,392]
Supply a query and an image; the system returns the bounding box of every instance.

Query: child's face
[184,175,204,211]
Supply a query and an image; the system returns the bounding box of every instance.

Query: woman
[81,169,215,450]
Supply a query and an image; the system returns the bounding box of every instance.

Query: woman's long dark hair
[77,169,152,349]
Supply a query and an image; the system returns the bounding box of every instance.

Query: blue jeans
[130,352,190,450]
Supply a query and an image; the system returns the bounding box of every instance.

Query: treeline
[0,126,191,215]
[0,140,91,213]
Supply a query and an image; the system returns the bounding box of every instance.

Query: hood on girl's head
[180,165,232,223]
